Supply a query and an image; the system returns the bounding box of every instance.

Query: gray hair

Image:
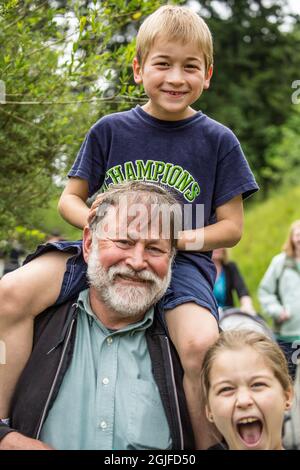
[90,181,182,253]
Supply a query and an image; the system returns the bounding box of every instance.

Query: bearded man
[0,182,194,450]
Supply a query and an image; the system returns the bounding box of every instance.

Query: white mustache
[107,266,159,284]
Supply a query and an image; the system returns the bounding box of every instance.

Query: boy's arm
[177,195,243,251]
[58,177,89,229]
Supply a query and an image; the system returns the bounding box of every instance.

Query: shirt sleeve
[68,126,107,197]
[213,142,259,210]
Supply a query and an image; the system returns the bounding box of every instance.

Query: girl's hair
[136,5,213,73]
[201,329,292,403]
[282,219,300,258]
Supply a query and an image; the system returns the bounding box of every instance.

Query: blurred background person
[258,220,300,380]
[1,240,25,277]
[212,248,255,315]
[45,230,66,244]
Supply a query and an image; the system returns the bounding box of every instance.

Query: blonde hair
[282,220,300,258]
[201,329,292,404]
[136,5,213,73]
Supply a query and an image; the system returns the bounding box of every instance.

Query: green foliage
[195,0,300,193]
[263,105,300,186]
[15,225,46,252]
[0,0,166,240]
[231,185,300,311]
[34,190,81,241]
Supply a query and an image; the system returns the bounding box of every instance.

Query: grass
[231,186,300,310]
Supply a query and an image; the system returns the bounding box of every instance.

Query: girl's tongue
[237,420,262,446]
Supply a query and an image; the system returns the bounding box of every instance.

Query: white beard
[87,243,172,319]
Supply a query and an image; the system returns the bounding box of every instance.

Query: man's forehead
[97,203,173,242]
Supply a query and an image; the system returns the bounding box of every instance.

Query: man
[0,182,194,450]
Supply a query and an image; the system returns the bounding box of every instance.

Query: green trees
[1,0,299,242]
[196,0,300,193]
[0,0,157,239]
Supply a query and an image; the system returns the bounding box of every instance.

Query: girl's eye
[218,386,234,395]
[185,64,198,69]
[156,62,169,67]
[252,382,266,388]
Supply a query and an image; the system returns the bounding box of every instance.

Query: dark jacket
[0,298,195,450]
[222,262,249,308]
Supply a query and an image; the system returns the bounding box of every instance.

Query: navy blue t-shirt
[69,106,258,289]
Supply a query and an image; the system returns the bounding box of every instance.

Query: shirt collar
[77,289,154,335]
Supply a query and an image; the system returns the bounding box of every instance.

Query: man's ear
[83,225,93,264]
[203,65,213,90]
[132,57,143,85]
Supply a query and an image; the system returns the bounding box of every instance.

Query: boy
[0,5,258,448]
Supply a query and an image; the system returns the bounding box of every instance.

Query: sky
[287,0,300,14]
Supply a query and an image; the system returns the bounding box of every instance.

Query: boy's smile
[133,36,213,121]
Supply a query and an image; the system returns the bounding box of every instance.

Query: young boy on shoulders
[0,5,258,449]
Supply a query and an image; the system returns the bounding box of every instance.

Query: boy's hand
[88,193,106,225]
[0,432,54,450]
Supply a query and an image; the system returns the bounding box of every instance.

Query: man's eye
[147,246,163,255]
[114,240,132,248]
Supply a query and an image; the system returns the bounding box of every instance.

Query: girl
[201,329,294,450]
[258,220,300,379]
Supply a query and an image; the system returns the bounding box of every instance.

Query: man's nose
[125,244,148,271]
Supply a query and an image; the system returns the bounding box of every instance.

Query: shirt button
[102,377,109,385]
[107,337,113,345]
[100,421,107,430]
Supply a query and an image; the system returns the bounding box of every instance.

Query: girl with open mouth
[201,329,294,450]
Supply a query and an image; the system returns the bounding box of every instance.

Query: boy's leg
[165,303,219,450]
[0,251,71,418]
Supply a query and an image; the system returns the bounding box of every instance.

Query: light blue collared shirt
[40,289,171,450]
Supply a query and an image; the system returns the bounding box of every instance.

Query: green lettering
[161,163,173,183]
[184,182,201,202]
[174,170,194,191]
[152,161,165,182]
[106,165,125,184]
[124,161,137,181]
[135,160,154,180]
[167,165,183,186]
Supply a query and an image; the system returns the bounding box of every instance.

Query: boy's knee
[0,273,27,323]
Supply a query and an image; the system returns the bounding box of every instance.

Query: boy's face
[133,35,213,121]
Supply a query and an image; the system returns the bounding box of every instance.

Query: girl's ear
[132,57,143,84]
[284,386,294,411]
[205,405,214,423]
